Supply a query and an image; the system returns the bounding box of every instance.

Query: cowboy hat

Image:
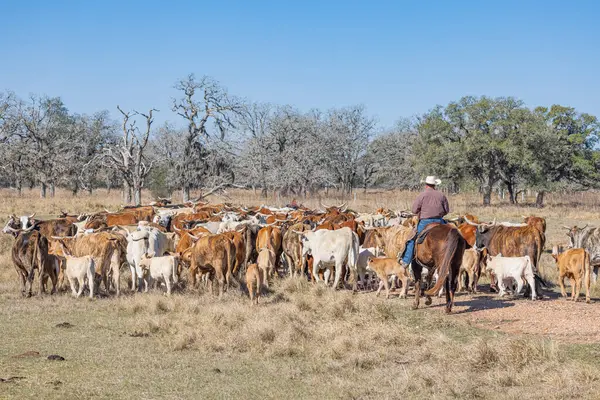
[422,176,442,186]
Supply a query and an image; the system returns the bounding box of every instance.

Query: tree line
[1,75,598,207]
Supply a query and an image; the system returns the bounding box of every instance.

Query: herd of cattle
[2,200,598,309]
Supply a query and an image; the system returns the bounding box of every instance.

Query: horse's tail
[425,228,460,296]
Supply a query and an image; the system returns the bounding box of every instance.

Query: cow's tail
[225,240,239,288]
[425,229,460,296]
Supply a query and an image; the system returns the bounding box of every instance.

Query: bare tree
[323,105,375,194]
[172,74,243,201]
[18,95,73,197]
[103,106,157,205]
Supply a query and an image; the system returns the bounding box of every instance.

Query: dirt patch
[448,292,600,343]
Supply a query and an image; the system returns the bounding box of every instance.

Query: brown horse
[412,224,466,313]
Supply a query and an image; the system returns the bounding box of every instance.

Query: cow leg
[573,277,581,302]
[497,274,506,297]
[525,274,536,300]
[111,254,121,297]
[165,276,172,296]
[376,280,384,297]
[332,261,343,290]
[129,264,137,291]
[384,276,391,299]
[284,254,294,277]
[37,268,44,296]
[88,269,95,299]
[515,278,524,297]
[400,274,408,299]
[559,275,567,298]
[262,267,269,289]
[76,277,85,298]
[323,268,331,286]
[18,270,27,296]
[68,276,78,297]
[217,271,225,298]
[312,260,320,285]
[412,263,422,310]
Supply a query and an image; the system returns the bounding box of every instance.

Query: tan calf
[458,248,481,293]
[257,247,276,288]
[552,246,591,303]
[245,263,263,305]
[366,257,409,299]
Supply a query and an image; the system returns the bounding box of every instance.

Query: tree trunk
[123,180,132,204]
[506,182,516,204]
[50,182,55,198]
[536,191,545,208]
[88,186,93,195]
[16,178,22,197]
[134,186,142,206]
[40,182,47,198]
[182,185,191,203]
[482,185,492,206]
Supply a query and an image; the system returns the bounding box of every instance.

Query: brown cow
[188,234,236,297]
[468,218,545,299]
[552,246,591,303]
[50,231,126,296]
[119,205,155,222]
[283,222,312,277]
[222,229,246,276]
[370,225,414,260]
[8,228,57,296]
[256,226,282,272]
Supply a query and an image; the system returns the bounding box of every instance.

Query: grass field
[1,188,600,399]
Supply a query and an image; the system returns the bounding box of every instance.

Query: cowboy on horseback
[400,176,449,268]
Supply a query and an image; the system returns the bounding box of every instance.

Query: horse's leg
[424,268,434,306]
[445,278,452,313]
[412,263,422,310]
[446,267,458,314]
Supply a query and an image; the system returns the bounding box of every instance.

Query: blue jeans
[401,218,446,264]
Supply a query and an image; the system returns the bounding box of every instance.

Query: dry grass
[1,188,600,399]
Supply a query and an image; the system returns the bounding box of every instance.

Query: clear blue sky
[1,0,598,129]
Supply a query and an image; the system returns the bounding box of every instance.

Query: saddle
[415,222,442,245]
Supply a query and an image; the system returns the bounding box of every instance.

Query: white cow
[486,254,537,300]
[127,227,171,291]
[126,230,150,291]
[139,254,179,295]
[300,227,359,290]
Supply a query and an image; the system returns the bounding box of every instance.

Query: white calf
[357,247,382,289]
[63,255,95,299]
[486,254,536,300]
[139,254,179,296]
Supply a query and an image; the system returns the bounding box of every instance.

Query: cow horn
[562,226,572,230]
[29,213,36,219]
[581,224,589,230]
[4,225,19,233]
[463,216,480,226]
